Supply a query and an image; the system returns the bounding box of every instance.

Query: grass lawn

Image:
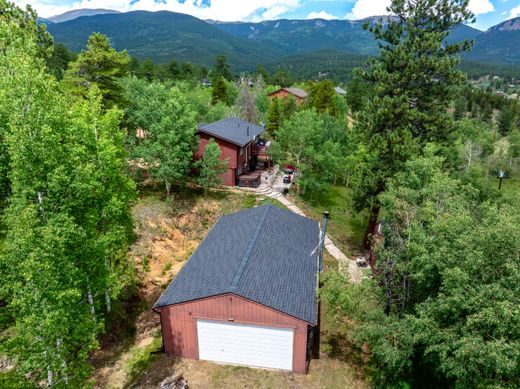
[288,185,367,256]
[88,186,369,388]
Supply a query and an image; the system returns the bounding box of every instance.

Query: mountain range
[43,9,520,71]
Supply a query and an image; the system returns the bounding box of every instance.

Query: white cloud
[306,10,338,20]
[468,0,494,15]
[15,0,300,21]
[345,0,389,20]
[345,0,494,20]
[510,5,520,18]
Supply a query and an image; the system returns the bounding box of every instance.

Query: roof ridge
[199,117,234,129]
[228,205,271,291]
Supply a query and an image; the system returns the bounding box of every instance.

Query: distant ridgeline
[43,10,520,80]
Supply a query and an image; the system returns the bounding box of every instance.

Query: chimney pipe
[247,125,250,136]
[319,211,329,272]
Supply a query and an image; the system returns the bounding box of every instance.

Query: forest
[1,0,520,387]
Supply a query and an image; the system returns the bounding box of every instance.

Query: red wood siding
[195,132,239,186]
[196,132,258,186]
[158,293,310,373]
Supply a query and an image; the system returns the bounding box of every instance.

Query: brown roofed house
[268,87,308,105]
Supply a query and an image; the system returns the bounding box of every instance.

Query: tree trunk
[363,203,380,250]
[165,181,171,196]
[45,350,53,387]
[105,290,111,313]
[87,287,96,319]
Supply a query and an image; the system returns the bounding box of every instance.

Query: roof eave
[153,291,317,326]
[197,128,263,147]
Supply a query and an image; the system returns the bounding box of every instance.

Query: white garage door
[197,319,294,370]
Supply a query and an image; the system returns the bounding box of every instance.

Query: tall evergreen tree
[211,76,228,105]
[63,33,129,109]
[353,0,474,247]
[214,54,232,81]
[498,103,515,136]
[266,98,282,138]
[310,80,337,116]
[453,95,467,121]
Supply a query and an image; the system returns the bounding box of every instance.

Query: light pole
[498,169,505,190]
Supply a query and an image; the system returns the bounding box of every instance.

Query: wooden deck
[237,171,261,188]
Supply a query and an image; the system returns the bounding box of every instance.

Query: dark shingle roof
[153,205,319,325]
[197,117,265,147]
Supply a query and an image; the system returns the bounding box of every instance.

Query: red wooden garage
[153,205,319,373]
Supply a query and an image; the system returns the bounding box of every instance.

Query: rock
[159,373,188,389]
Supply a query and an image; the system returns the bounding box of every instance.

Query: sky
[15,0,520,30]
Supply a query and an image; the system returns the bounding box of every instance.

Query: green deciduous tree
[197,139,228,196]
[353,0,474,247]
[123,77,197,194]
[323,151,520,387]
[1,18,134,385]
[63,33,129,109]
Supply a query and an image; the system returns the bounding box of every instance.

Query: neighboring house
[153,205,319,373]
[195,117,265,186]
[268,87,308,104]
[334,86,347,96]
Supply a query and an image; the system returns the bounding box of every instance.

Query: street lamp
[498,169,505,190]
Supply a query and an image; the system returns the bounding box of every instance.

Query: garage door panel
[197,320,294,370]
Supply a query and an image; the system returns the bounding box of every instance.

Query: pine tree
[498,103,515,136]
[63,33,129,109]
[211,76,228,105]
[266,98,282,137]
[453,95,467,120]
[310,80,337,116]
[137,58,156,82]
[214,55,232,81]
[353,0,474,248]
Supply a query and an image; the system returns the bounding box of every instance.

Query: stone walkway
[245,183,362,283]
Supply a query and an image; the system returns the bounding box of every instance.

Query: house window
[240,147,244,156]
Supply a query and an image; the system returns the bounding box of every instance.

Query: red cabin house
[195,118,267,187]
[267,87,308,105]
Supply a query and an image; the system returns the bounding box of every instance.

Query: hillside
[46,11,282,69]
[266,50,368,82]
[209,18,378,56]
[47,8,120,23]
[467,17,520,64]
[45,10,520,69]
[212,18,481,56]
